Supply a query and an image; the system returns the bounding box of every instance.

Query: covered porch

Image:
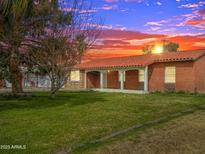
[84,67,148,93]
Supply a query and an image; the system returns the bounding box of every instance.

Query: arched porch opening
[86,71,100,89]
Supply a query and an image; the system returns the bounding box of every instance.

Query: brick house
[1,50,205,93]
[67,50,205,93]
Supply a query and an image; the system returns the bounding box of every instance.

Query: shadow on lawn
[0,92,106,111]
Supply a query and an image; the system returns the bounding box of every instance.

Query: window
[165,67,176,83]
[118,71,126,82]
[139,70,145,82]
[70,70,80,81]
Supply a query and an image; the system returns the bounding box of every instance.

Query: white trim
[85,67,144,73]
[144,66,148,92]
[84,71,87,89]
[92,88,147,94]
[103,71,107,88]
[85,68,149,92]
[100,71,104,89]
[119,70,125,90]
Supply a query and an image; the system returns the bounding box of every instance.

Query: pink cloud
[146,22,163,26]
[101,4,118,10]
[105,0,146,3]
[185,9,205,29]
[145,20,169,26]
[156,2,162,6]
[185,19,205,29]
[198,9,205,15]
[61,8,97,13]
[81,23,113,29]
[179,1,205,9]
[186,19,205,25]
[105,0,119,2]
[179,3,199,8]
[101,5,113,10]
[124,0,145,2]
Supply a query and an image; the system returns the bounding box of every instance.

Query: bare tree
[0,0,101,95]
[28,0,101,95]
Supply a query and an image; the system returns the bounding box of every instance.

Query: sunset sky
[70,0,205,61]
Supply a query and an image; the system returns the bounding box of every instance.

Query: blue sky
[90,0,205,35]
[62,0,205,59]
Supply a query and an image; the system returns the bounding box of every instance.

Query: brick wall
[65,70,85,90]
[194,55,205,93]
[107,71,119,89]
[148,62,196,92]
[175,62,195,92]
[148,63,165,92]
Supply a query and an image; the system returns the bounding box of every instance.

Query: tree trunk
[50,79,57,95]
[50,78,61,96]
[9,52,23,95]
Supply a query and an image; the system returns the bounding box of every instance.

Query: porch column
[84,71,87,89]
[144,66,148,92]
[103,71,107,88]
[100,71,104,89]
[119,70,125,90]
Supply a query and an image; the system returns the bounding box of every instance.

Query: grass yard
[92,111,205,154]
[0,91,205,154]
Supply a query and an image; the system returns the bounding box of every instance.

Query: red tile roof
[76,50,205,70]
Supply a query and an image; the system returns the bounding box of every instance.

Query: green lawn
[0,91,205,154]
[91,111,205,154]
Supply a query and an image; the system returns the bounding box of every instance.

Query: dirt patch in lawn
[92,111,205,154]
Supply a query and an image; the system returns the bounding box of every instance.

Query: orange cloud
[186,19,205,25]
[168,35,205,50]
[82,29,205,62]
